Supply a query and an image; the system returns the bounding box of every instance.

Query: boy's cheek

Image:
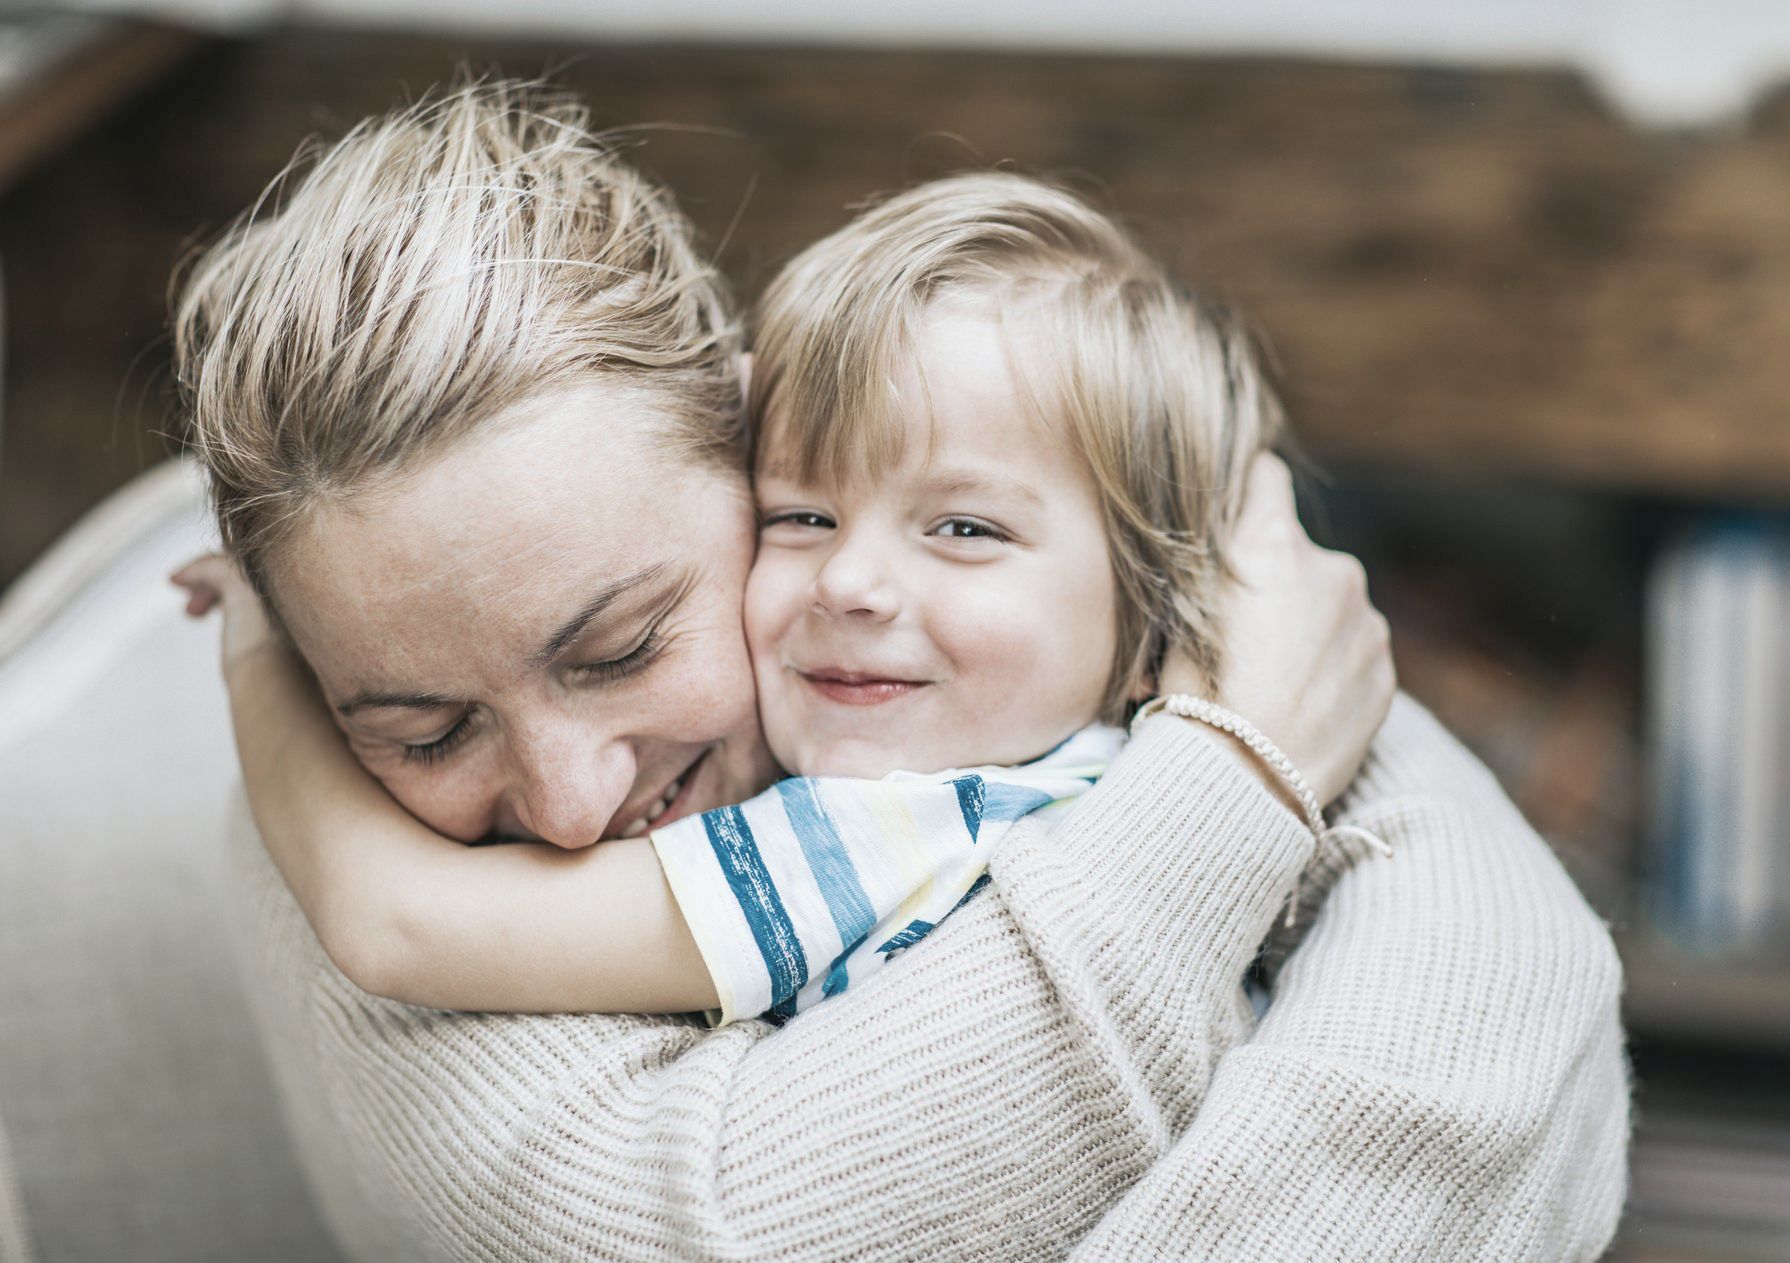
[740,556,799,665]
[736,566,791,747]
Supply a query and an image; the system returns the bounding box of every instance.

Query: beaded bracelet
[1131,693,1392,926]
[1131,694,1327,837]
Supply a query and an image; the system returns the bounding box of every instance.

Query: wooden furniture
[7,33,1790,587]
[0,19,199,195]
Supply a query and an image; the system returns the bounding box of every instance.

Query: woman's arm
[219,454,1402,1260]
[229,709,1315,1261]
[1064,695,1629,1262]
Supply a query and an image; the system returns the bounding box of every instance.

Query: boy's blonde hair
[749,172,1285,720]
[173,78,745,603]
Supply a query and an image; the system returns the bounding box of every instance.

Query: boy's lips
[797,667,930,706]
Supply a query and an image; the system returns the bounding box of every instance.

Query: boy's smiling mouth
[796,666,931,706]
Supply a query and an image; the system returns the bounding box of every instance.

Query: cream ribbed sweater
[228,694,1628,1261]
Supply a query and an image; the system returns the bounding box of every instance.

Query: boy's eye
[930,516,1008,542]
[401,712,476,766]
[761,510,836,531]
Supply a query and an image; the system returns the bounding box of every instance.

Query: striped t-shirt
[651,725,1125,1025]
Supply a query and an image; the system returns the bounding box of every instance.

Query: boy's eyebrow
[924,469,1045,507]
[753,450,803,484]
[532,562,668,666]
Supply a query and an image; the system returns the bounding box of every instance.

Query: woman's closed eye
[575,621,667,683]
[402,712,477,766]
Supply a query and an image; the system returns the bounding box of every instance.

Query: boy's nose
[812,541,900,621]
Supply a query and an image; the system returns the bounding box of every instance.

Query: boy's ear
[737,351,753,398]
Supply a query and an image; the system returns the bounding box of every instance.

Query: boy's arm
[223,639,718,1014]
[228,707,1319,1262]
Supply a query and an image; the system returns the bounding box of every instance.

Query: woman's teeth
[619,775,685,838]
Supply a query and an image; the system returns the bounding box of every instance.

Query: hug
[166,78,1627,1260]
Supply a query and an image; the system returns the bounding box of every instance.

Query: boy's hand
[1160,453,1394,805]
[171,553,283,675]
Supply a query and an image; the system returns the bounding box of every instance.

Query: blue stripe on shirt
[776,778,879,946]
[981,783,1056,823]
[952,775,986,840]
[702,805,809,1008]
[879,919,936,954]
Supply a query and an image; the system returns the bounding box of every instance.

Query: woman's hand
[171,553,282,676]
[1160,454,1394,805]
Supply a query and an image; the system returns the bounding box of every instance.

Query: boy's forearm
[222,641,403,953]
[376,837,720,1013]
[221,644,717,1014]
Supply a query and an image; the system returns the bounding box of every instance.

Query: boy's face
[745,298,1120,777]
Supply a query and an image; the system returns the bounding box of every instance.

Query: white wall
[54,0,1790,128]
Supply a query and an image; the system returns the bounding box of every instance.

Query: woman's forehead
[270,393,750,687]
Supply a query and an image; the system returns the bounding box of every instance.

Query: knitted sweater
[227,694,1629,1261]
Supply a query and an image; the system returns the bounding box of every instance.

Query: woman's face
[269,384,779,848]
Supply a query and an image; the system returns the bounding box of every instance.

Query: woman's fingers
[172,556,224,618]
[1159,449,1397,802]
[1233,452,1300,544]
[170,553,251,621]
[171,552,283,672]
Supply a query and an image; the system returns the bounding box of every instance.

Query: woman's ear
[1128,655,1158,704]
[737,351,753,398]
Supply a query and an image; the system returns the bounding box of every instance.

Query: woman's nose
[509,730,637,849]
[811,533,900,621]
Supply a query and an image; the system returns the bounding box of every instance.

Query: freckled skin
[271,383,779,849]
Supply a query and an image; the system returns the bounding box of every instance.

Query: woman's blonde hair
[749,172,1284,720]
[173,77,745,603]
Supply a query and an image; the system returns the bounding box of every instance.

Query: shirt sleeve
[227,714,1317,1261]
[650,776,1006,1025]
[652,746,1113,1026]
[1063,695,1631,1262]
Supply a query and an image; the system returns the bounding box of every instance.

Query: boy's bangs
[760,304,925,489]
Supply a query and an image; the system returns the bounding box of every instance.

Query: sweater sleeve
[1064,694,1631,1262]
[227,715,1313,1261]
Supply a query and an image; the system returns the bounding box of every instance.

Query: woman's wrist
[1135,694,1394,928]
[1134,696,1329,831]
[1132,699,1306,819]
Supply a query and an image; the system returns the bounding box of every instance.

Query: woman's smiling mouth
[615,748,710,838]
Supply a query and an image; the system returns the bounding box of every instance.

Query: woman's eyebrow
[532,562,668,666]
[337,691,460,718]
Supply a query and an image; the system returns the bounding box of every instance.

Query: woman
[176,81,1626,1259]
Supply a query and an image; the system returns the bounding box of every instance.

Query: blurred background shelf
[1622,937,1790,1052]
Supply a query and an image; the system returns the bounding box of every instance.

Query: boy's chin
[780,735,952,780]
